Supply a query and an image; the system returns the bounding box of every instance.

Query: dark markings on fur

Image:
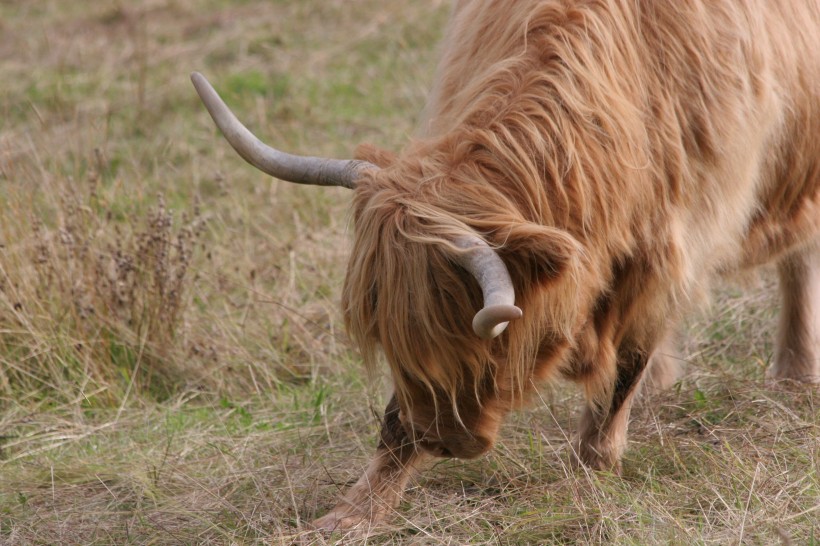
[378,394,413,452]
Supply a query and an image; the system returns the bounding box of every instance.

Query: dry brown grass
[0,0,818,544]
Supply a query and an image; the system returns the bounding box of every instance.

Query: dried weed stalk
[0,172,204,403]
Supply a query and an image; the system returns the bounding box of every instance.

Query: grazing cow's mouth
[417,438,453,458]
[412,429,493,460]
[398,397,498,460]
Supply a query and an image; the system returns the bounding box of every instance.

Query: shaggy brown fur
[314,0,819,531]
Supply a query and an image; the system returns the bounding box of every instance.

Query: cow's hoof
[765,372,820,387]
[767,350,820,385]
[571,439,624,474]
[311,505,383,533]
[311,512,362,532]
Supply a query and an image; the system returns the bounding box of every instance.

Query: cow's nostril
[418,439,452,458]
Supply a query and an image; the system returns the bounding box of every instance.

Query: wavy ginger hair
[343,144,583,418]
[343,0,819,418]
[343,0,651,415]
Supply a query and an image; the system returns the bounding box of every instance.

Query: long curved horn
[454,236,522,339]
[191,72,376,189]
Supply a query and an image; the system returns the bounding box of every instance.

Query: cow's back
[419,0,819,279]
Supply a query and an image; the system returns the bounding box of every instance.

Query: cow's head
[192,72,580,458]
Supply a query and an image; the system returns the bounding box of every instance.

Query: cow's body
[193,0,820,532]
[324,0,820,529]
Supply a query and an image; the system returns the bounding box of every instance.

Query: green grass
[1,0,818,544]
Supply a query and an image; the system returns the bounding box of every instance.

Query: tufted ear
[492,222,581,287]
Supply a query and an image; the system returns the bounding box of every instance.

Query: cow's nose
[419,433,492,459]
[418,439,453,457]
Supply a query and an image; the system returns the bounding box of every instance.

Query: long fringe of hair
[344,0,819,414]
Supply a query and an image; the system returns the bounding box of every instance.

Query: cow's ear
[354,143,397,168]
[494,223,581,287]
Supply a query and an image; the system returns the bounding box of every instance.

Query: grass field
[0,1,818,544]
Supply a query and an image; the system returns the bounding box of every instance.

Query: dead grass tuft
[0,169,203,404]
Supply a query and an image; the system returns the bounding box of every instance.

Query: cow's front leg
[312,395,432,531]
[768,243,820,384]
[576,346,649,472]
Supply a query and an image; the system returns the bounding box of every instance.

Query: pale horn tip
[472,304,523,340]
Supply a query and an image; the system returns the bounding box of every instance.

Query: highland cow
[192,0,820,531]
